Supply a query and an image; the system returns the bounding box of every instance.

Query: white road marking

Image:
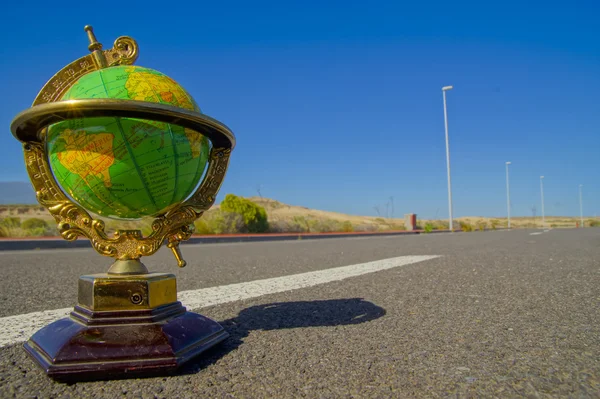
[529,232,543,235]
[0,255,439,348]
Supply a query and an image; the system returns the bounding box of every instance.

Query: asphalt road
[0,228,599,398]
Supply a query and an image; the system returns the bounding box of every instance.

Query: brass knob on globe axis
[84,25,103,52]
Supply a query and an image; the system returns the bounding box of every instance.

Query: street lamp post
[579,184,584,227]
[506,162,511,228]
[442,86,454,231]
[540,176,545,227]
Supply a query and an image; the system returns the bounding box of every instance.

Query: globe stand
[24,260,228,382]
[10,26,237,382]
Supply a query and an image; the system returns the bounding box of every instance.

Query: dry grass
[245,198,588,230]
[0,205,54,221]
[454,216,584,229]
[236,197,405,231]
[0,198,594,237]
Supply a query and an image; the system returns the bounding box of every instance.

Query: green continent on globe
[46,65,210,220]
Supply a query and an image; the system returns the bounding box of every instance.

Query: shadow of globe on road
[181,298,386,375]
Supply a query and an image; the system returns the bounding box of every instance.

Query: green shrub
[192,210,246,234]
[292,216,310,232]
[0,217,21,228]
[21,218,48,230]
[341,221,354,232]
[287,217,347,233]
[305,218,319,232]
[476,220,487,231]
[221,194,269,233]
[431,220,449,230]
[19,218,56,237]
[0,217,24,237]
[212,211,245,234]
[460,221,473,232]
[268,220,299,233]
[282,218,358,233]
[490,219,499,230]
[309,219,341,233]
[27,227,48,236]
[424,223,434,233]
[589,219,600,227]
[194,219,215,235]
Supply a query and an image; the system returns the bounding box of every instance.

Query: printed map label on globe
[46,66,211,220]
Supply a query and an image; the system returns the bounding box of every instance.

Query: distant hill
[0,182,37,204]
[0,190,587,238]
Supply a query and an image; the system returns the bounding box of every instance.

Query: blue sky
[1,0,598,218]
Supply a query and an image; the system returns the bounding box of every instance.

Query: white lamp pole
[579,184,584,227]
[505,162,511,228]
[540,176,545,227]
[442,86,454,231]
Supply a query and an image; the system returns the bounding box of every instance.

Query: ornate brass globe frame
[11,27,235,271]
[9,26,236,381]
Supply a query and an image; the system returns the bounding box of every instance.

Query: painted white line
[0,255,439,348]
[529,232,543,235]
[0,308,74,348]
[178,255,439,309]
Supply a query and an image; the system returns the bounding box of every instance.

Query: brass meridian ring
[11,99,235,266]
[10,99,236,150]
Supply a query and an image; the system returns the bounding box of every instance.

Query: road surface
[0,228,598,398]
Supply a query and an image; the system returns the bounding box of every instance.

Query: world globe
[46,65,210,220]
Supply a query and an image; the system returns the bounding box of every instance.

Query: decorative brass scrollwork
[22,135,232,264]
[105,36,139,66]
[13,26,235,270]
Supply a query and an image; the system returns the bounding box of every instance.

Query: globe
[46,65,211,220]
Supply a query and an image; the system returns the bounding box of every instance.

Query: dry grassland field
[0,197,596,239]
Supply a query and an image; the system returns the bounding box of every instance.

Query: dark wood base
[23,302,228,382]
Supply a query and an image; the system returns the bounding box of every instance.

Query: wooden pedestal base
[24,301,228,381]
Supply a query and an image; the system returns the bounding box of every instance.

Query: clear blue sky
[1,0,598,218]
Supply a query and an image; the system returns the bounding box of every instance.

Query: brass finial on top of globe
[10,26,236,381]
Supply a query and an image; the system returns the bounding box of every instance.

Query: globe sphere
[46,65,210,220]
